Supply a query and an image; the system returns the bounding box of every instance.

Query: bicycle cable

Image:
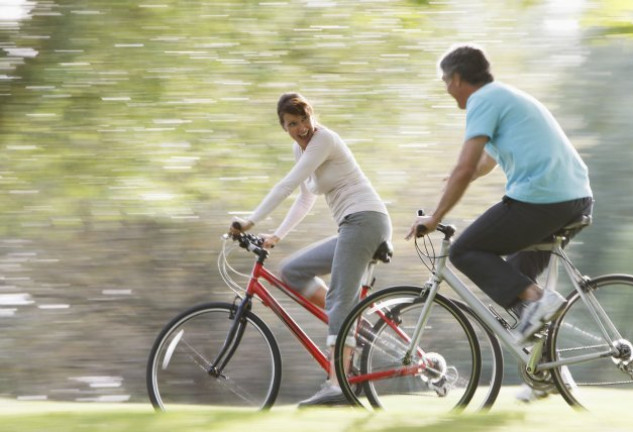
[218,236,251,296]
[414,234,437,273]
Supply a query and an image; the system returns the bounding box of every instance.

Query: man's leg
[449,197,592,308]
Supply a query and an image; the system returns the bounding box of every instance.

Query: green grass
[0,388,629,432]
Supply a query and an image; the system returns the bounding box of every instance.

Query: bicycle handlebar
[224,226,268,259]
[415,209,456,239]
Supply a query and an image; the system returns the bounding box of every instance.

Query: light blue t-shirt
[465,82,592,203]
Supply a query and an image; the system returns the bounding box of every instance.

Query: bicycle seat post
[543,237,563,293]
[362,260,378,289]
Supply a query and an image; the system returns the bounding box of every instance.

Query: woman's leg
[326,211,392,346]
[298,211,391,407]
[279,236,337,309]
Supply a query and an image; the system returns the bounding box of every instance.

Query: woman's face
[282,112,315,149]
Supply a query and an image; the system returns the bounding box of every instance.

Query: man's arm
[406,135,490,239]
[472,150,497,181]
[432,135,490,220]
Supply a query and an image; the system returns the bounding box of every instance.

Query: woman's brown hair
[277,93,314,127]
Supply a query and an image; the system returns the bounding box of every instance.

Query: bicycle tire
[452,299,504,410]
[334,286,482,413]
[547,274,633,411]
[147,302,282,411]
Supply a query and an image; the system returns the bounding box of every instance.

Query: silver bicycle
[334,214,633,413]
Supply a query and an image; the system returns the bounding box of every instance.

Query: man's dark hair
[439,45,494,86]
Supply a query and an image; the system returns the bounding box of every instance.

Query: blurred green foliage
[1,0,453,235]
[582,0,633,36]
[1,0,630,236]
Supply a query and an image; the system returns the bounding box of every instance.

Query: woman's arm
[271,182,318,241]
[247,133,330,227]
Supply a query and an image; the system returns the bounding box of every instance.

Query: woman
[230,93,391,407]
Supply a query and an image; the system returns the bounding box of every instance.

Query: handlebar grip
[231,221,243,231]
[416,209,427,237]
[415,224,428,237]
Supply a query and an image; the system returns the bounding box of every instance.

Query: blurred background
[0,0,632,404]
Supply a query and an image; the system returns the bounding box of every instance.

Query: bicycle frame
[245,262,330,371]
[214,239,380,376]
[409,231,621,374]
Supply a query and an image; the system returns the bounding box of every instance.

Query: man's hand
[405,214,439,240]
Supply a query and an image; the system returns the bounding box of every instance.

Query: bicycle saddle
[553,214,592,236]
[373,241,394,263]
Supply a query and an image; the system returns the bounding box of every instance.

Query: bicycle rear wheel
[147,302,282,411]
[335,286,482,413]
[547,274,633,411]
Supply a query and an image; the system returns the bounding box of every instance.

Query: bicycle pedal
[428,377,449,397]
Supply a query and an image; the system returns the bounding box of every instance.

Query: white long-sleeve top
[248,126,388,239]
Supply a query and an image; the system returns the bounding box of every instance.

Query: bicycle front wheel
[547,274,633,411]
[147,302,282,411]
[335,286,482,413]
[453,299,504,411]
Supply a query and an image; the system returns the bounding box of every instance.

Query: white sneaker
[515,383,549,402]
[515,366,575,403]
[516,290,566,343]
[297,381,350,407]
[559,365,577,391]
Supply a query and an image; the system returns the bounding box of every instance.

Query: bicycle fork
[403,235,451,365]
[208,295,252,377]
[403,278,441,365]
[394,234,457,396]
[401,278,456,396]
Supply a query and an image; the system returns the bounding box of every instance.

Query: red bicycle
[146,230,392,410]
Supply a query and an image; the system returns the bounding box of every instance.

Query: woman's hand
[260,233,280,249]
[229,217,254,235]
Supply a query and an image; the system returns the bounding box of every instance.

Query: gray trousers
[279,211,392,346]
[449,196,593,308]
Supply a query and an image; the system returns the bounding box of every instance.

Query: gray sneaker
[297,381,351,408]
[516,290,566,343]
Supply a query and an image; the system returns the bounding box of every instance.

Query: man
[407,44,593,343]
